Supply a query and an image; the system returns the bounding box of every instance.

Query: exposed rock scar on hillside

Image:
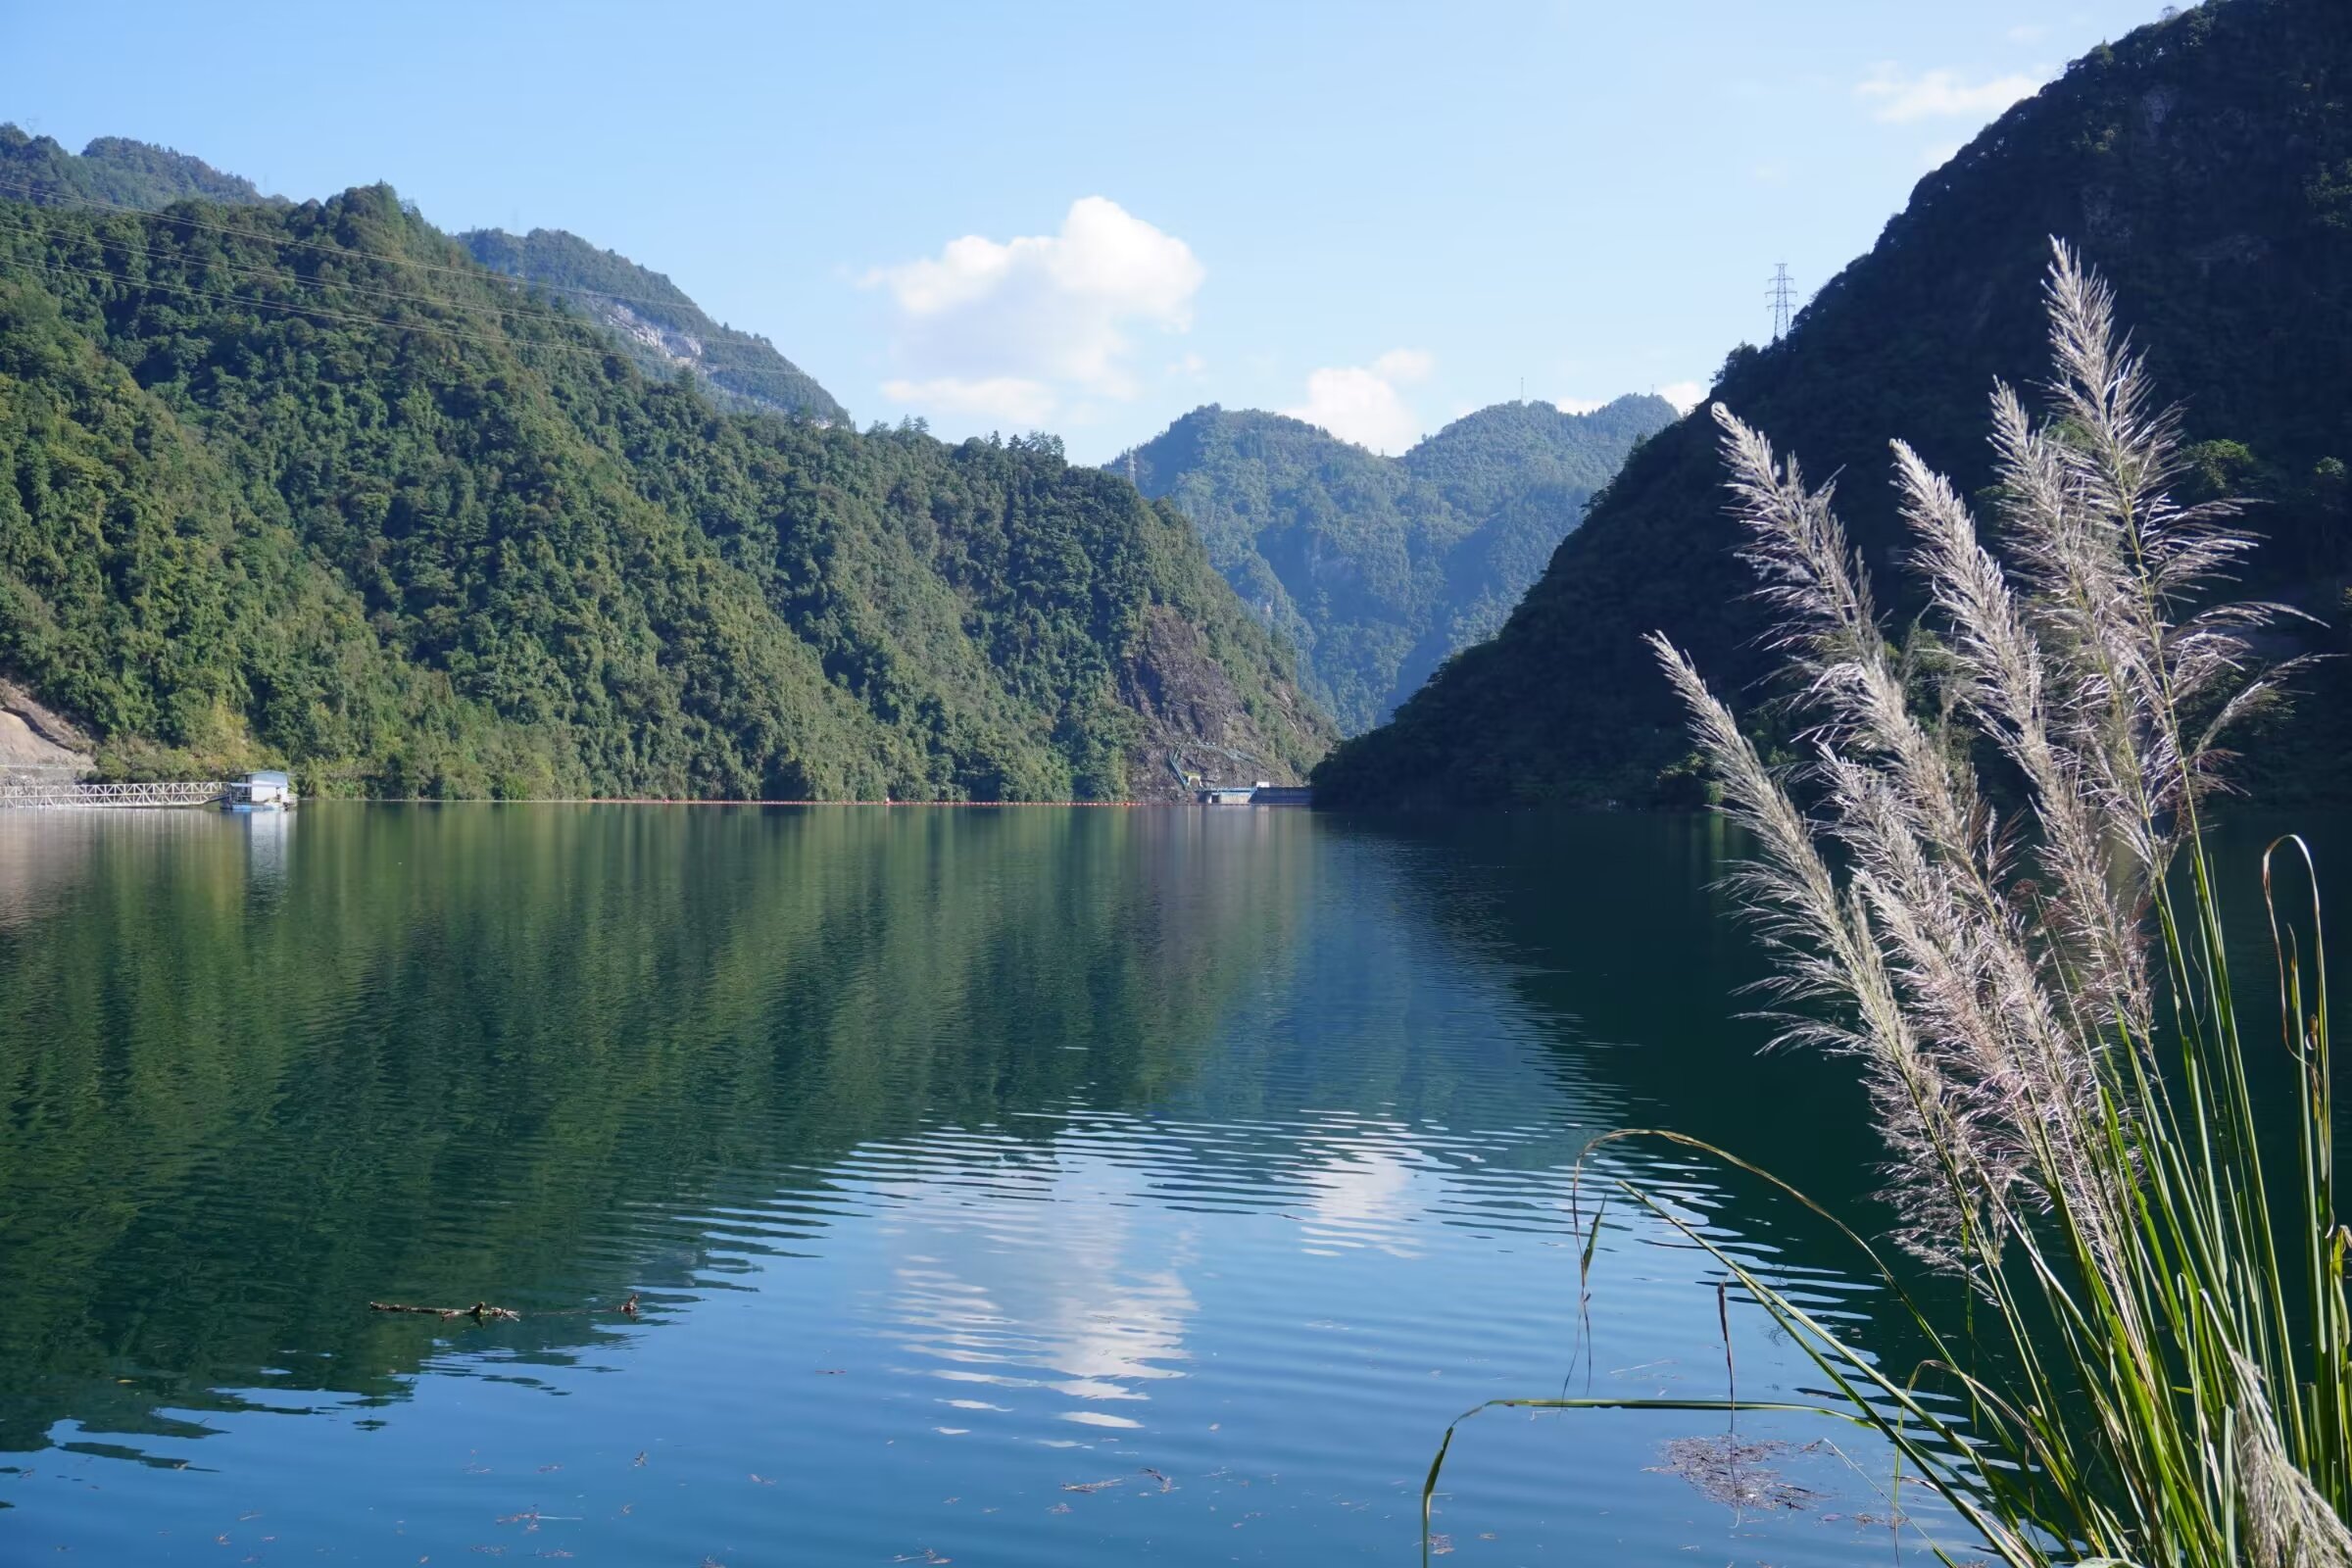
[0,679,95,776]
[1120,606,1313,800]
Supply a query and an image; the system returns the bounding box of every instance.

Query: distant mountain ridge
[459,226,848,423]
[0,124,848,425]
[1115,394,1675,732]
[1316,0,2352,809]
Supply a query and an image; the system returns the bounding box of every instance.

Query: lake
[0,805,2328,1564]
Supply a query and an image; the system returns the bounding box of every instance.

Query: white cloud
[864,197,1204,425]
[1282,349,1435,454]
[880,375,1056,426]
[1855,63,2044,123]
[2006,23,2048,43]
[1656,380,1706,415]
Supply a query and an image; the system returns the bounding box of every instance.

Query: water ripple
[0,805,2018,1565]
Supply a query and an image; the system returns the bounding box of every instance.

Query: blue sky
[3,0,2161,462]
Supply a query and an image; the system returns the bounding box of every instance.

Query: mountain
[0,123,273,210]
[1316,0,2352,809]
[0,126,851,426]
[1114,394,1674,733]
[0,182,1333,799]
[458,226,849,424]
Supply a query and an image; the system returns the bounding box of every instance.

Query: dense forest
[1318,0,2352,809]
[0,126,851,427]
[1115,394,1672,732]
[459,225,849,423]
[0,182,1332,798]
[0,122,274,211]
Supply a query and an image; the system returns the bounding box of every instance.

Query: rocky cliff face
[0,680,94,780]
[457,226,849,424]
[1120,607,1326,798]
[598,301,705,368]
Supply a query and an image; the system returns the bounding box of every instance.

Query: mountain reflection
[0,805,1609,1461]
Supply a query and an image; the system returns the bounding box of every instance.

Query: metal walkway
[0,780,223,808]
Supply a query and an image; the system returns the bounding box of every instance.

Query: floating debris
[1649,1435,1825,1513]
[1059,1478,1124,1494]
[370,1301,521,1322]
[369,1294,644,1324]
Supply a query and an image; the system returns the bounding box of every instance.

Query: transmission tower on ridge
[1767,263,1797,341]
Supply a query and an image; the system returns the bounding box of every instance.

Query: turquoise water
[0,805,2322,1564]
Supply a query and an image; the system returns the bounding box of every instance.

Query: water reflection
[0,807,227,932]
[881,1152,1199,1430]
[0,803,2215,1563]
[237,808,289,896]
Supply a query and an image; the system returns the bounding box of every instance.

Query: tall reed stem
[1427,242,2349,1568]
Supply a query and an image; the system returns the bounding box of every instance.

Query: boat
[221,770,297,812]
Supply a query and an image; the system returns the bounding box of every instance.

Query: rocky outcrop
[1120,606,1322,800]
[0,679,94,779]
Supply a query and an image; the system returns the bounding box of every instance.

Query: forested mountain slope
[1316,0,2352,809]
[0,123,272,210]
[0,126,850,425]
[0,184,1331,799]
[459,226,848,423]
[1115,394,1673,732]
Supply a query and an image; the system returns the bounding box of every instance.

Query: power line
[1767,262,1797,341]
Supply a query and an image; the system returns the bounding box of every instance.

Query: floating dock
[1195,782,1312,807]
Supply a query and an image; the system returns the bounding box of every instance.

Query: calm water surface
[0,806,2329,1564]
